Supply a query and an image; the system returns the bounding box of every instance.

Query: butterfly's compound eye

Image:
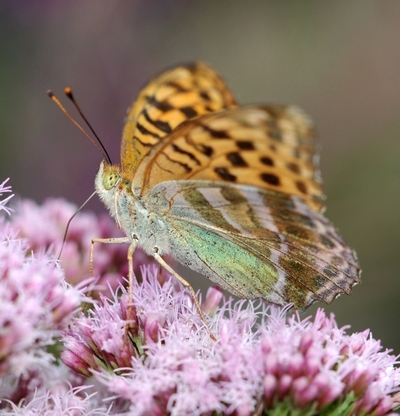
[103,169,120,190]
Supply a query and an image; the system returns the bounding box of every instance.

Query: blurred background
[1,2,399,351]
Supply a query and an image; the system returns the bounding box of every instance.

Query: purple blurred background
[1,2,400,351]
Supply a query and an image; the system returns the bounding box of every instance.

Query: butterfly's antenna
[57,191,97,260]
[47,89,112,165]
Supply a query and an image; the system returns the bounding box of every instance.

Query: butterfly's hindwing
[148,180,359,309]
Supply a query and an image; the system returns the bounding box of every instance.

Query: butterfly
[94,62,360,317]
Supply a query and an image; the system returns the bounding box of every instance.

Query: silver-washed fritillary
[94,62,360,314]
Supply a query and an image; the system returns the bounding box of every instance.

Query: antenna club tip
[64,87,73,97]
[47,90,55,98]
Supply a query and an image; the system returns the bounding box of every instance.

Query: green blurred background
[1,2,399,352]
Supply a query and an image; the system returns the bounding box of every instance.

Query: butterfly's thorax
[95,161,172,256]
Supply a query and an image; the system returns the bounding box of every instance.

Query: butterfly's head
[102,163,121,191]
[95,161,122,213]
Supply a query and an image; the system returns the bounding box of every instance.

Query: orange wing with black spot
[121,62,237,180]
[132,105,325,212]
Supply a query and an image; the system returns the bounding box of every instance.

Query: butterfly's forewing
[148,180,360,309]
[121,62,237,180]
[133,106,325,212]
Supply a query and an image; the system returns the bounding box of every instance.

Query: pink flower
[0,178,14,215]
[2,385,112,415]
[61,291,140,376]
[0,220,82,377]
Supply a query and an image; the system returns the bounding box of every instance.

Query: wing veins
[172,223,280,299]
[168,211,352,297]
[133,135,154,148]
[168,201,354,265]
[159,151,192,173]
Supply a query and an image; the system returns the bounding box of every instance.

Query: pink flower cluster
[0,223,80,377]
[0,182,86,409]
[0,178,399,415]
[62,291,139,377]
[260,311,399,415]
[62,266,400,415]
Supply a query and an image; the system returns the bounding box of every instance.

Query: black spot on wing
[227,151,248,167]
[214,167,236,181]
[200,91,211,101]
[133,135,154,147]
[260,173,280,186]
[260,156,274,166]
[142,108,172,134]
[171,143,200,165]
[296,181,308,194]
[237,140,255,150]
[202,124,230,139]
[162,151,192,173]
[145,96,173,112]
[197,144,214,157]
[180,106,198,118]
[136,123,161,139]
[287,162,300,174]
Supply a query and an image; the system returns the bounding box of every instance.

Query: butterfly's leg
[152,247,216,341]
[127,237,139,304]
[90,236,131,275]
[91,236,138,341]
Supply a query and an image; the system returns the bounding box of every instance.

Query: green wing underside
[150,180,360,310]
